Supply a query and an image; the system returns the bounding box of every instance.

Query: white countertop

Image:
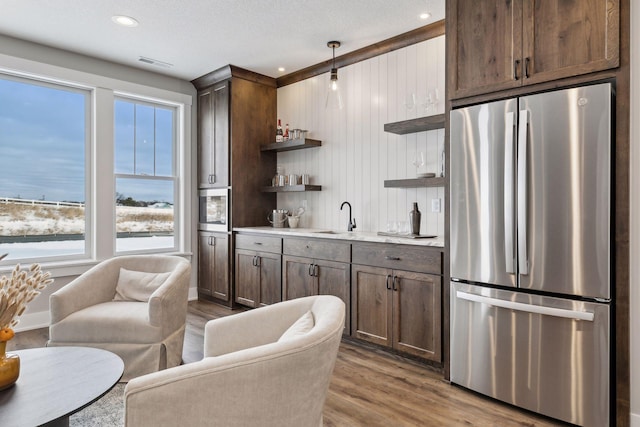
[233,227,444,248]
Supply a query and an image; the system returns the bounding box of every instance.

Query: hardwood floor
[10,300,562,426]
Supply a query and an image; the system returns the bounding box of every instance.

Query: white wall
[630,2,639,425]
[276,36,446,235]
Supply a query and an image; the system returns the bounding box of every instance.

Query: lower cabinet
[198,231,230,303]
[282,238,351,334]
[235,249,281,307]
[351,264,441,362]
[234,233,282,308]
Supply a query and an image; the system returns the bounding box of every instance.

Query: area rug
[69,383,125,426]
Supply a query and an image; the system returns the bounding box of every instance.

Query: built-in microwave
[198,188,228,231]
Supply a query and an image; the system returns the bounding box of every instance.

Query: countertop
[233,227,445,248]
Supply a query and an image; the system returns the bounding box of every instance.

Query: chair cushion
[50,301,162,343]
[278,310,315,342]
[114,268,171,302]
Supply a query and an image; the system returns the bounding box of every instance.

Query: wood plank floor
[9,300,563,426]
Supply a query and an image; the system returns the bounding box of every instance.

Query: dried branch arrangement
[0,254,54,339]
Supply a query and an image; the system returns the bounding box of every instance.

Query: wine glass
[404,93,417,111]
[412,152,425,176]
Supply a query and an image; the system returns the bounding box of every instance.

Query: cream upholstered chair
[124,295,345,427]
[48,255,191,381]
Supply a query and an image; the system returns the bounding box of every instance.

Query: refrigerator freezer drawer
[450,282,610,427]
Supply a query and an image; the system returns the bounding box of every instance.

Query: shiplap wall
[276,35,445,234]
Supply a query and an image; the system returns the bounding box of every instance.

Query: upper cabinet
[448,0,620,100]
[198,80,230,188]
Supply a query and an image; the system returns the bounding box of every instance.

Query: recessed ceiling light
[278,67,285,72]
[112,15,139,27]
[419,12,431,20]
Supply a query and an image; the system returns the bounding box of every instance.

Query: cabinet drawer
[236,234,282,253]
[283,238,350,263]
[352,243,442,274]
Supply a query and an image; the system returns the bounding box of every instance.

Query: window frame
[0,71,93,264]
[113,94,183,255]
[0,55,193,277]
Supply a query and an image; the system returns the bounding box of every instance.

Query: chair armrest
[49,262,118,323]
[147,266,190,331]
[203,299,309,357]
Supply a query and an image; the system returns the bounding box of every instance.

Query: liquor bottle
[276,119,283,142]
[284,123,290,140]
[409,202,421,235]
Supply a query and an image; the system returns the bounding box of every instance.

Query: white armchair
[48,255,191,381]
[124,295,345,427]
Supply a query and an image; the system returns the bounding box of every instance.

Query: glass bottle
[409,202,421,235]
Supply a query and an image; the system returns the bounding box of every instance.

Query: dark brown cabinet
[235,234,282,308]
[351,242,442,362]
[351,264,441,362]
[448,0,620,99]
[193,66,277,306]
[198,231,230,302]
[197,81,229,188]
[282,238,351,334]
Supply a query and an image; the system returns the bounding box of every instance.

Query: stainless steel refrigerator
[449,83,612,427]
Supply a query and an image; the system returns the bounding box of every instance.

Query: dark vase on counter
[410,202,421,235]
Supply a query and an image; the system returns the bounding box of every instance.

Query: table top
[0,346,124,427]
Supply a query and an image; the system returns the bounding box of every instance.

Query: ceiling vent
[138,56,173,68]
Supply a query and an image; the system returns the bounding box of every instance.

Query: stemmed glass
[412,152,425,176]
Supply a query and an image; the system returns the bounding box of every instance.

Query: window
[114,98,178,253]
[0,74,89,262]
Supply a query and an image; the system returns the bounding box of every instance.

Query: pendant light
[325,41,343,110]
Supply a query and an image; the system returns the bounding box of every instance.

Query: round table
[0,346,124,427]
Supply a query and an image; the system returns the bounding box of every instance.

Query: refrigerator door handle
[504,112,516,274]
[456,290,595,322]
[517,109,529,275]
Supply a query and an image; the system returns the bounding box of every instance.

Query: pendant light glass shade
[325,41,343,110]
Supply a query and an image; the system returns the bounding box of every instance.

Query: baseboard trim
[188,286,198,301]
[632,412,640,427]
[13,310,50,333]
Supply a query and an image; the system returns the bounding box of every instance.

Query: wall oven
[198,188,228,231]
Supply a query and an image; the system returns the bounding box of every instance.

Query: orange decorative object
[0,340,20,391]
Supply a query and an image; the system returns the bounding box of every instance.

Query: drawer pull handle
[254,242,263,245]
[386,275,392,290]
[385,256,400,261]
[392,275,398,291]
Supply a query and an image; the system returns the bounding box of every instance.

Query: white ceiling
[0,0,445,81]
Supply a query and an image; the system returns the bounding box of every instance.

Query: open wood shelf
[260,138,322,152]
[261,185,322,193]
[384,114,445,135]
[384,177,446,188]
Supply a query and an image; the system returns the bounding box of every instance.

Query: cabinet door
[448,0,523,99]
[522,0,619,85]
[316,259,351,334]
[235,249,260,307]
[351,265,392,347]
[282,255,316,300]
[212,81,229,187]
[197,89,214,188]
[198,232,230,302]
[197,81,229,188]
[258,252,282,307]
[392,271,441,361]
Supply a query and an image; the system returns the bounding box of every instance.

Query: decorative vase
[0,340,20,391]
[409,202,421,235]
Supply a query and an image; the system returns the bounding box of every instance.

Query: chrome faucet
[340,201,356,232]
